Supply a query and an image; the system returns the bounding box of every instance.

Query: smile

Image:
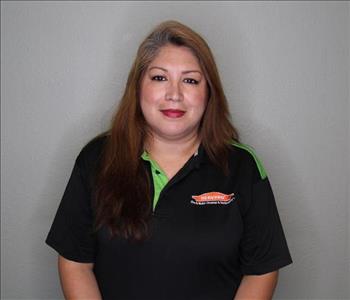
[160,109,186,118]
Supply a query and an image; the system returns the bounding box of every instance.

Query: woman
[46,20,292,299]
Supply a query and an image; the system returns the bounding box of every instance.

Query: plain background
[1,1,349,299]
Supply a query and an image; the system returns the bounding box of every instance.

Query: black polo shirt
[46,135,292,300]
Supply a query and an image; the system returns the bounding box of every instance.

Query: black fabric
[46,136,292,300]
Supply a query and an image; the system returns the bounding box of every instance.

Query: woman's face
[140,44,208,142]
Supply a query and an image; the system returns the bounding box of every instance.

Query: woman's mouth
[160,109,186,118]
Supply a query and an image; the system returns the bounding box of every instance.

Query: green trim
[231,141,267,180]
[141,151,169,210]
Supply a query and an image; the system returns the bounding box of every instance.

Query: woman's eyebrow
[148,66,202,75]
[182,70,202,75]
[149,66,167,72]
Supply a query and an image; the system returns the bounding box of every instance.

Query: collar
[141,143,206,169]
[193,143,206,169]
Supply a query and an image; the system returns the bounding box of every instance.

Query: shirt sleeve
[45,153,96,263]
[238,162,293,275]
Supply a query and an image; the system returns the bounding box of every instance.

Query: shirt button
[155,170,161,175]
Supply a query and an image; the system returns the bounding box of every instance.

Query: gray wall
[1,1,349,299]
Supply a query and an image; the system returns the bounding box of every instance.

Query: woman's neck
[144,133,200,161]
[144,133,201,180]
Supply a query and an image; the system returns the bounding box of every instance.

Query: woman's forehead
[149,45,201,68]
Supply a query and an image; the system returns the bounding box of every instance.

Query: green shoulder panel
[231,141,267,180]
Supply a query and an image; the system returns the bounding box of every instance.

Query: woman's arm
[234,271,278,300]
[58,255,102,300]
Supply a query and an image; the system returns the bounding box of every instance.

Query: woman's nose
[165,81,183,102]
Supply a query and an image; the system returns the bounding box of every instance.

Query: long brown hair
[93,20,239,241]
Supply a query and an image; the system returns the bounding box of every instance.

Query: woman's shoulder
[228,140,268,182]
[75,132,109,171]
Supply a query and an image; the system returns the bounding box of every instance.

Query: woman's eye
[151,75,166,81]
[184,78,199,84]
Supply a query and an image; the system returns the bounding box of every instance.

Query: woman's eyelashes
[151,75,199,85]
[151,75,166,81]
[183,78,199,84]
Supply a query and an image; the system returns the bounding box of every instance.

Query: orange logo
[191,192,235,205]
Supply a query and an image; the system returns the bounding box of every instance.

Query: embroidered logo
[191,192,235,205]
